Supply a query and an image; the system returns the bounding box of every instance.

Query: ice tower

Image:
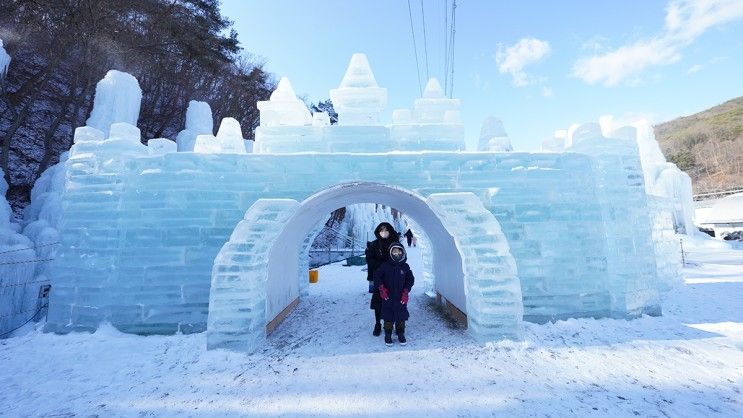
[257,77,312,127]
[176,101,213,152]
[43,53,681,354]
[330,53,387,126]
[478,116,511,152]
[85,70,142,135]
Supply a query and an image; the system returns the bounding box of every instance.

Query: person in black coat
[365,222,400,336]
[373,242,415,346]
[404,228,414,247]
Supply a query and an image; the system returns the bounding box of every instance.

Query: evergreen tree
[0,0,274,214]
[310,99,338,125]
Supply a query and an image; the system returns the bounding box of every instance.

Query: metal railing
[308,225,369,268]
[693,187,743,201]
[0,242,58,338]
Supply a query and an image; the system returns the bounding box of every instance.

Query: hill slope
[654,96,743,194]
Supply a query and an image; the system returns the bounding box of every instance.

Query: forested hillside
[0,0,275,215]
[654,96,743,194]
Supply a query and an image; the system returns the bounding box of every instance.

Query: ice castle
[43,53,682,352]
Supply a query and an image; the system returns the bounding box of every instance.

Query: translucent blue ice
[42,54,682,352]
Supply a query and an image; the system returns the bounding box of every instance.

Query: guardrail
[693,188,743,201]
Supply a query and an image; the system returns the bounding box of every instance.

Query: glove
[368,282,374,293]
[379,285,389,300]
[401,289,409,305]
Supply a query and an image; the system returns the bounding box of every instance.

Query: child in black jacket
[373,243,415,346]
[365,222,400,336]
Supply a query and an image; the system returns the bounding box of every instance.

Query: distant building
[697,193,743,239]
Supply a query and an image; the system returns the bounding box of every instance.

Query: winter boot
[396,322,407,346]
[373,323,382,337]
[384,321,394,346]
[384,329,393,346]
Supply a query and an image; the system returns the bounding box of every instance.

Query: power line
[421,0,429,82]
[444,0,449,95]
[407,0,423,96]
[449,0,457,98]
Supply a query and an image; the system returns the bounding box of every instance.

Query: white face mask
[379,230,390,239]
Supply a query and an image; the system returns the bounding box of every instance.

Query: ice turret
[216,118,247,154]
[633,122,695,234]
[330,53,387,125]
[0,39,10,81]
[73,126,105,144]
[148,138,177,155]
[194,117,247,154]
[569,123,604,147]
[478,117,512,151]
[257,77,312,127]
[176,101,213,152]
[86,70,142,135]
[413,78,460,123]
[389,77,464,151]
[541,130,566,152]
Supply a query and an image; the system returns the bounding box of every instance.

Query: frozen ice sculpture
[42,53,680,354]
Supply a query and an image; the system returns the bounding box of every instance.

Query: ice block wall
[43,62,672,338]
[45,142,647,334]
[571,125,662,317]
[646,195,683,291]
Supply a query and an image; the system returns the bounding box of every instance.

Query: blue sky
[221,0,743,151]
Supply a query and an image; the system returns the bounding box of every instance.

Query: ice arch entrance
[207,182,523,352]
[266,183,464,328]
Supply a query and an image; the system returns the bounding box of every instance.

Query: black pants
[383,320,405,334]
[406,236,412,247]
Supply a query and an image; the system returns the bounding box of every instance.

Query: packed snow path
[1,245,742,417]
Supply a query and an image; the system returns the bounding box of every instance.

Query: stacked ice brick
[390,78,464,151]
[544,119,696,237]
[254,54,464,153]
[43,54,673,339]
[427,193,523,341]
[571,124,662,316]
[543,121,685,293]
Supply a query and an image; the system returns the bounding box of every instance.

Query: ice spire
[478,116,512,152]
[176,101,213,152]
[256,77,311,127]
[85,70,142,135]
[330,53,387,125]
[338,53,379,88]
[413,77,460,123]
[422,78,445,99]
[270,77,299,101]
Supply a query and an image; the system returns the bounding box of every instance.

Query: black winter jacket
[373,259,415,322]
[365,222,400,282]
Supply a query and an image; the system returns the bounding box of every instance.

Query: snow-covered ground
[1,244,741,417]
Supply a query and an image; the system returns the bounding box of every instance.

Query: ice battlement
[254,53,465,153]
[42,54,684,353]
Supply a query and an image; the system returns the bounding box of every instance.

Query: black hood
[388,243,407,263]
[374,222,399,240]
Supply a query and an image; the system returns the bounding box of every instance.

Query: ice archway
[206,182,523,352]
